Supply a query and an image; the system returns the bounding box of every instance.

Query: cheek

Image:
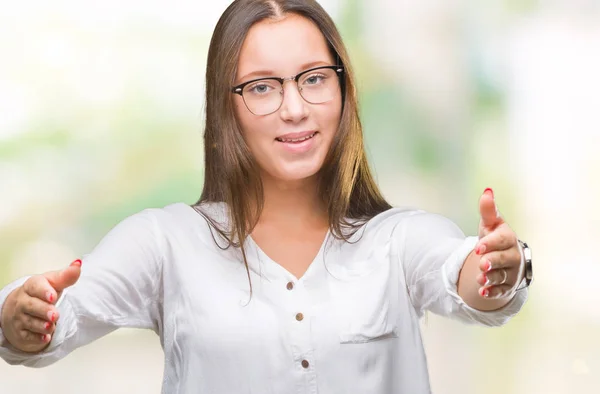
[234,99,258,144]
[235,104,273,156]
[233,99,250,129]
[320,97,343,134]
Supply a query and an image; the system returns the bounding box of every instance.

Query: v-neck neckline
[183,202,333,282]
[247,228,331,282]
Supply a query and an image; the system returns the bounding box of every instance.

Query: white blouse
[0,202,528,393]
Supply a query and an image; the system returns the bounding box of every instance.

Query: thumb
[44,259,82,293]
[479,188,503,233]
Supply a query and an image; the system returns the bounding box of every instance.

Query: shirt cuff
[441,236,528,327]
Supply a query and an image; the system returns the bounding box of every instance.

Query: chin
[269,161,323,183]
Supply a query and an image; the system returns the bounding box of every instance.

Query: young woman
[0,0,532,392]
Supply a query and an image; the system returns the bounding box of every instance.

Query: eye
[246,81,277,95]
[302,73,326,85]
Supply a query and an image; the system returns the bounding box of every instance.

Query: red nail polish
[71,259,82,267]
[476,244,486,255]
[44,322,51,330]
[484,188,494,198]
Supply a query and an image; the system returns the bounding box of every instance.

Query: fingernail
[41,334,48,342]
[478,273,486,285]
[47,311,56,322]
[484,274,490,286]
[476,244,486,255]
[482,259,492,272]
[479,287,490,297]
[71,259,82,267]
[484,188,494,198]
[44,322,51,330]
[46,291,54,303]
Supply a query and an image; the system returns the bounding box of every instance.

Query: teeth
[277,132,316,143]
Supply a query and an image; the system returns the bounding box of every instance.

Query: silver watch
[518,239,533,287]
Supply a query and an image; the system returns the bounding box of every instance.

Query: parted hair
[194,0,392,290]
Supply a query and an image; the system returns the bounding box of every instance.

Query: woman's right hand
[0,259,82,353]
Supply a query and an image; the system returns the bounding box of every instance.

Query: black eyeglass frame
[231,65,344,98]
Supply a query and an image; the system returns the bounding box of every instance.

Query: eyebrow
[236,60,333,83]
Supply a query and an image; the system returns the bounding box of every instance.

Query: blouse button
[295,313,304,321]
[286,282,294,290]
[301,360,309,369]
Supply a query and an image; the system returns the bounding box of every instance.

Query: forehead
[236,14,334,79]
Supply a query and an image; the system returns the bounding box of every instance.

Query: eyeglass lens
[241,67,340,115]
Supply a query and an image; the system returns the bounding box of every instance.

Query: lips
[275,130,317,142]
[276,132,317,143]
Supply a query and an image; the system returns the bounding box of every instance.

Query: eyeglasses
[231,65,344,116]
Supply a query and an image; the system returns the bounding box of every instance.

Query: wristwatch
[517,239,533,288]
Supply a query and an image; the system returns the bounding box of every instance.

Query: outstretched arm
[400,188,528,327]
[0,208,165,367]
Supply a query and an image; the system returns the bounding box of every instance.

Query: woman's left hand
[474,188,523,299]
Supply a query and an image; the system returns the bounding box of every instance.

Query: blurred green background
[1,0,599,393]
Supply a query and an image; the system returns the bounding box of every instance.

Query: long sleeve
[0,208,164,367]
[399,211,528,327]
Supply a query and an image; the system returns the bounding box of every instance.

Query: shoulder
[352,207,422,240]
[107,202,225,246]
[92,202,230,264]
[140,201,227,228]
[351,207,462,245]
[149,201,232,250]
[325,208,434,277]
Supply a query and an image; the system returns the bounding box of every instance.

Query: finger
[479,188,504,231]
[23,275,59,304]
[476,224,517,254]
[20,314,56,335]
[44,259,82,294]
[17,329,51,346]
[479,268,518,287]
[19,295,59,322]
[479,248,521,271]
[479,284,514,299]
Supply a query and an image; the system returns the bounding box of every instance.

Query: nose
[278,81,309,123]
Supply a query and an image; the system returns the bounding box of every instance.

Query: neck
[258,172,328,230]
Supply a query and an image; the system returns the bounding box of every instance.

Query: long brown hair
[194,0,391,287]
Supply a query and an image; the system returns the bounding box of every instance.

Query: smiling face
[233,13,343,184]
